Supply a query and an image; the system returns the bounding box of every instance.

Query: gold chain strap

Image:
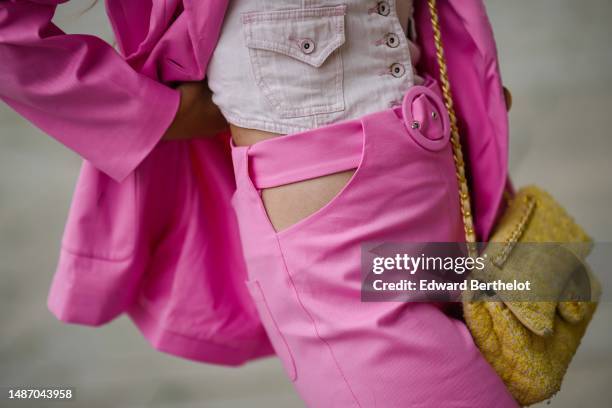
[492,195,536,267]
[427,0,477,254]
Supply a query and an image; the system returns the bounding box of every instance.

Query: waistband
[241,78,450,189]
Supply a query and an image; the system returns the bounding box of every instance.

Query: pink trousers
[230,81,518,407]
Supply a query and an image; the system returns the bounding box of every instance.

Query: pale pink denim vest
[0,0,509,365]
[207,0,423,134]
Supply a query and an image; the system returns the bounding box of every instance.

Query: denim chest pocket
[241,5,347,118]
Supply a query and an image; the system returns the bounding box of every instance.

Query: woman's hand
[162,81,228,140]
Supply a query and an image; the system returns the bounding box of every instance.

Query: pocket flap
[242,5,347,68]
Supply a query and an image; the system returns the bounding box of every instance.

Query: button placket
[385,32,400,48]
[376,1,390,16]
[389,62,406,78]
[369,0,413,107]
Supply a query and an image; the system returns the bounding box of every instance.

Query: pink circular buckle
[401,85,451,151]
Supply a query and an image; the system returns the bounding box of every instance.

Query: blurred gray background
[1,0,610,407]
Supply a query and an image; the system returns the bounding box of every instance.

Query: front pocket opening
[245,127,366,235]
[261,169,357,232]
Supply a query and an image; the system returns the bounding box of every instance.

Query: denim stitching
[241,6,346,118]
[247,43,345,117]
[275,236,362,406]
[241,5,347,24]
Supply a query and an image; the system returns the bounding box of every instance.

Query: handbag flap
[471,244,586,336]
[469,186,598,336]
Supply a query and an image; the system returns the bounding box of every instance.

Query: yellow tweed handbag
[426,0,601,405]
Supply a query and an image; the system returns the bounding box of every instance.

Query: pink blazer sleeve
[0,0,181,181]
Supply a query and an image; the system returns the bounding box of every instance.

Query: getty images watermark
[361,242,607,302]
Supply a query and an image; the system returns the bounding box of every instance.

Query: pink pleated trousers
[230,80,518,407]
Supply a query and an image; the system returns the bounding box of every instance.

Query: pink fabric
[415,0,510,239]
[248,120,363,189]
[0,0,510,366]
[230,80,517,407]
[47,136,274,364]
[0,0,180,181]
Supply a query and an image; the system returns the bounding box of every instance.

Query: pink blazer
[0,0,509,365]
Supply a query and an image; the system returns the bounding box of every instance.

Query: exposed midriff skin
[230,123,355,232]
[230,123,280,147]
[163,83,356,232]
